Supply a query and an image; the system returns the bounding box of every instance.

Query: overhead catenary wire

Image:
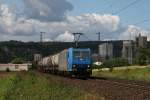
[112,0,142,15]
[83,34,93,41]
[105,0,121,15]
[134,18,150,25]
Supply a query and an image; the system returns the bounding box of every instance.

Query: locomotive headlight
[73,65,77,71]
[88,65,90,68]
[73,65,76,68]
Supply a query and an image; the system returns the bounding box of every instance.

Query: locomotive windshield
[73,51,90,59]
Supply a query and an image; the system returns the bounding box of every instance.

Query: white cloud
[0,4,13,26]
[0,4,37,37]
[21,0,73,22]
[0,8,121,41]
[66,14,120,33]
[0,1,149,42]
[55,31,74,42]
[40,14,120,41]
[43,38,53,42]
[119,25,150,40]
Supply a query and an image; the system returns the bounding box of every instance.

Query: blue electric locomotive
[60,48,91,76]
[38,48,92,77]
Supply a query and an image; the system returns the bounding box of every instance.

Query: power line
[104,0,116,14]
[113,0,142,15]
[83,34,93,41]
[134,18,150,25]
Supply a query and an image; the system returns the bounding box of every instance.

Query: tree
[11,58,24,64]
[101,58,129,68]
[135,48,149,65]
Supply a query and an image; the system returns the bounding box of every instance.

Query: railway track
[59,76,150,100]
[92,77,150,88]
[87,77,150,100]
[39,72,150,100]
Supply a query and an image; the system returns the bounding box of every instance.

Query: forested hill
[0,40,124,63]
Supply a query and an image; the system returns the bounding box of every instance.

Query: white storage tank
[99,43,113,60]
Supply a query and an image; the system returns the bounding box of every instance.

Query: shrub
[11,58,24,64]
[124,68,130,74]
[101,58,129,68]
[109,67,114,72]
[6,68,10,72]
[135,48,150,65]
[31,61,37,70]
[92,65,102,69]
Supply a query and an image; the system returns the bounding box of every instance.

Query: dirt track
[47,74,150,100]
[0,72,15,78]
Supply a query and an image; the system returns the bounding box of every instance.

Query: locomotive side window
[73,51,90,59]
[74,51,80,59]
[82,51,90,59]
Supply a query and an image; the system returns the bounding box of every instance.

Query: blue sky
[68,0,150,29]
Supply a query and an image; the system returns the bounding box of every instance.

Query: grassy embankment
[0,71,100,100]
[0,73,16,100]
[93,66,150,82]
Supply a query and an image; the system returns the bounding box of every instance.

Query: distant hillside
[0,40,130,63]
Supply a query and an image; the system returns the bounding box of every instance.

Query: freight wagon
[38,48,92,77]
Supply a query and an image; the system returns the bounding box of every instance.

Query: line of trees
[134,48,150,65]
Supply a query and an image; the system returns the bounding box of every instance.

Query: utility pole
[72,33,83,48]
[129,32,133,65]
[96,32,101,41]
[40,32,45,44]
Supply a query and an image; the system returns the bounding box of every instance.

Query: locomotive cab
[68,48,92,77]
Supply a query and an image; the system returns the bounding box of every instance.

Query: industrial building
[96,34,148,63]
[135,34,147,48]
[34,54,42,62]
[122,40,134,64]
[0,64,31,71]
[122,34,148,64]
[99,43,113,61]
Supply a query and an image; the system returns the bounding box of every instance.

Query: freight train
[38,48,92,77]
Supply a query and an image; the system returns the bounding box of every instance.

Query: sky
[68,0,150,27]
[0,0,150,42]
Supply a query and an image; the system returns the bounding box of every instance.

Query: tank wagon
[38,48,92,77]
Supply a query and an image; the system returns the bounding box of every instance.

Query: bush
[6,68,10,72]
[109,67,114,72]
[11,58,24,64]
[92,65,102,69]
[31,61,38,70]
[101,58,129,68]
[135,48,149,65]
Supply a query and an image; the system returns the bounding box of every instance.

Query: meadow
[0,71,99,100]
[93,67,150,82]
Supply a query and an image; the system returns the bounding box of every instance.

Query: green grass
[93,67,150,82]
[1,71,100,100]
[0,74,16,100]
